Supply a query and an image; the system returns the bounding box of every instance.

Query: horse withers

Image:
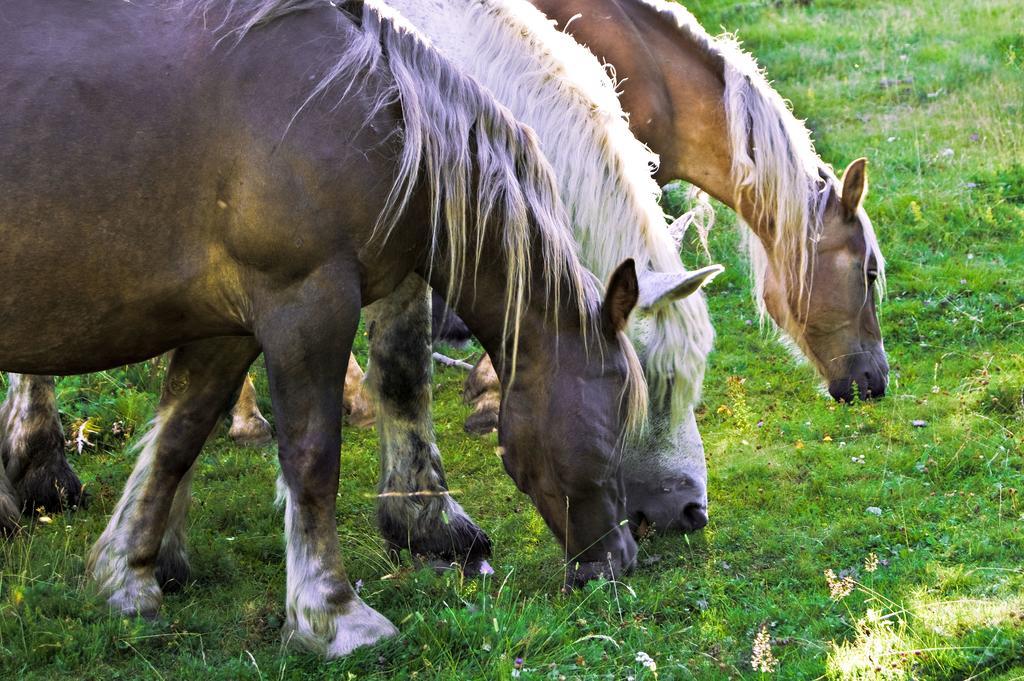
[0,0,667,655]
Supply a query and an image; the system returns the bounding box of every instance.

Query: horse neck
[388,0,669,281]
[535,0,779,244]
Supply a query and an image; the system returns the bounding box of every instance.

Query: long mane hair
[194,0,648,432]
[384,0,716,425]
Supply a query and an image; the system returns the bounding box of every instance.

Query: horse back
[0,1,412,373]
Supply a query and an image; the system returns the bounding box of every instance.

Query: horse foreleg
[228,374,273,446]
[87,337,260,618]
[260,278,396,658]
[462,354,500,435]
[365,275,491,573]
[1,373,84,513]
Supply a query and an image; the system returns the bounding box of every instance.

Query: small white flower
[635,651,657,672]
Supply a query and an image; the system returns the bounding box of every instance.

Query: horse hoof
[420,530,493,575]
[284,597,398,659]
[379,499,492,572]
[464,409,498,435]
[0,499,21,538]
[229,416,273,446]
[155,547,191,593]
[16,457,86,514]
[0,474,21,536]
[103,582,163,620]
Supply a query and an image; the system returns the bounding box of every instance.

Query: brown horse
[0,0,660,655]
[531,0,888,401]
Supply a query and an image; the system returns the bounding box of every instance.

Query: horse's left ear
[602,259,639,339]
[840,158,869,218]
[637,264,724,311]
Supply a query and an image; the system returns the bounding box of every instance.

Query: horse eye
[866,268,879,283]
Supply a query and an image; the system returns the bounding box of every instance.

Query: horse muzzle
[828,352,889,402]
[625,473,709,536]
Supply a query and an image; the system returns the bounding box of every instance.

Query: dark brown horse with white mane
[0,0,695,655]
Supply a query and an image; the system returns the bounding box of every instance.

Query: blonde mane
[386,0,715,423]
[635,0,886,321]
[201,0,648,432]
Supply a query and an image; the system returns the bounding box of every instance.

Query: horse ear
[601,259,639,338]
[840,158,868,217]
[637,264,724,311]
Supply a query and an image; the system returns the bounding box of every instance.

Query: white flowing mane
[386,0,715,422]
[636,0,886,320]
[205,0,648,431]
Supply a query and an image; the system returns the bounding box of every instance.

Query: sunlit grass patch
[826,579,1024,679]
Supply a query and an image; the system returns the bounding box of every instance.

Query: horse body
[1,0,649,653]
[3,3,390,371]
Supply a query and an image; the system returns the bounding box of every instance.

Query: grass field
[2,0,1023,678]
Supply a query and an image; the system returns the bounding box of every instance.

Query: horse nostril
[860,370,886,399]
[682,503,708,531]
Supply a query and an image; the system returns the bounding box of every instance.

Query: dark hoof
[414,549,493,578]
[564,559,629,590]
[155,549,191,593]
[16,457,86,514]
[464,410,498,436]
[380,505,493,574]
[0,497,21,537]
[345,406,376,430]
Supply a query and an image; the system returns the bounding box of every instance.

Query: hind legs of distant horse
[227,353,376,445]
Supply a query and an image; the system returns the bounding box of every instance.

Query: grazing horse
[0,0,666,655]
[0,0,724,553]
[532,0,888,401]
[456,0,891,448]
[362,0,726,551]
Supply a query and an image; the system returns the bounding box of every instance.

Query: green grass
[2,0,1023,678]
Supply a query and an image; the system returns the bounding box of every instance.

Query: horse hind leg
[343,354,376,428]
[227,354,374,447]
[366,275,491,573]
[1,373,85,513]
[153,459,197,592]
[87,337,260,617]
